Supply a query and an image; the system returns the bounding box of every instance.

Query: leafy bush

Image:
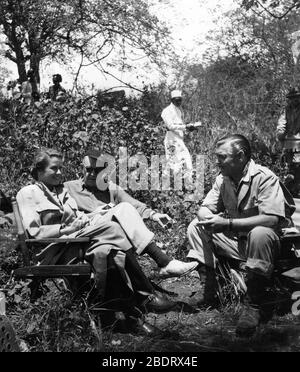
[3,280,102,352]
[0,89,167,196]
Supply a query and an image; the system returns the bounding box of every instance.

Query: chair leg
[28,278,45,302]
[63,276,93,301]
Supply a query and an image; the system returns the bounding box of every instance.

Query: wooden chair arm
[13,264,91,278]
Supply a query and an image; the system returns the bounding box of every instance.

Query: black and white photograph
[0,0,300,356]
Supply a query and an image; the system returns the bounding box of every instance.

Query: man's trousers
[186,218,281,278]
[93,202,155,255]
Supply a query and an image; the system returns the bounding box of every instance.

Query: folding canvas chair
[11,197,92,299]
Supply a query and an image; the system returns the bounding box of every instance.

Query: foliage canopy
[242,0,300,19]
[0,0,171,88]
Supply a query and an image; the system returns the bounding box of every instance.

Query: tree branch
[88,58,144,93]
[82,44,114,67]
[72,48,84,93]
[255,0,299,19]
[5,51,17,63]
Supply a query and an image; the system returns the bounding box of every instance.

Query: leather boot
[236,273,270,337]
[188,266,219,309]
[235,301,261,338]
[137,291,177,314]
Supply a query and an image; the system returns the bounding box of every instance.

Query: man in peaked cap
[161,89,202,185]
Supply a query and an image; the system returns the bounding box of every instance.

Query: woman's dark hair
[31,148,62,180]
[216,134,252,161]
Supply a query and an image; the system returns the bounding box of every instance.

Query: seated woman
[16,148,177,335]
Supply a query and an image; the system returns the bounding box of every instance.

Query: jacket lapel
[36,183,66,210]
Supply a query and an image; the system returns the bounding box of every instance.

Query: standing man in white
[161,90,201,179]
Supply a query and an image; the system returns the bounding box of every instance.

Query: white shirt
[161,103,187,141]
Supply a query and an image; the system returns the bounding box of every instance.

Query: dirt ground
[102,284,300,352]
[100,257,300,352]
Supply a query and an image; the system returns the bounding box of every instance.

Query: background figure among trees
[161,89,202,190]
[6,79,22,99]
[6,70,39,104]
[21,71,33,105]
[276,87,300,198]
[26,69,40,102]
[48,74,66,102]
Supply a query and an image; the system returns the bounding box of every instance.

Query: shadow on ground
[104,263,300,352]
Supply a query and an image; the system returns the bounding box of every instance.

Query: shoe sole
[158,263,199,280]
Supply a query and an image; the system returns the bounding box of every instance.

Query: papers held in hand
[282,226,300,236]
[192,122,202,128]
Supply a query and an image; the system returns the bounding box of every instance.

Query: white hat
[171,90,182,99]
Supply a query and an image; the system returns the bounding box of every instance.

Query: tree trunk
[28,31,42,94]
[30,53,41,94]
[8,28,27,82]
[16,60,27,83]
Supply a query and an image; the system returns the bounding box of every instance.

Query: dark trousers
[105,249,153,311]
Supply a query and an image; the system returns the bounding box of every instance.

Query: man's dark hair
[53,74,62,83]
[31,148,62,180]
[216,134,252,161]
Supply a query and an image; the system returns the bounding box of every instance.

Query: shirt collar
[224,159,259,189]
[79,178,86,191]
[240,159,260,184]
[36,182,67,208]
